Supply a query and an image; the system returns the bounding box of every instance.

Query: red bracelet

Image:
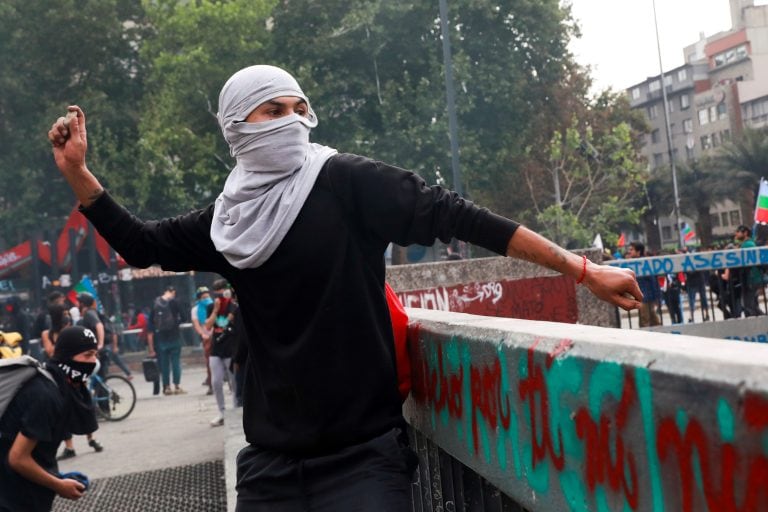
[576,255,588,284]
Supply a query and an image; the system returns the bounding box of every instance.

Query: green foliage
[136,0,277,217]
[530,99,648,248]
[0,0,145,242]
[0,0,648,256]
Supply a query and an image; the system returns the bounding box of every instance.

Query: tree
[0,0,145,244]
[714,127,768,226]
[135,0,277,218]
[266,0,581,218]
[524,92,649,249]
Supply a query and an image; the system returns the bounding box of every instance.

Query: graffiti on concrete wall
[409,333,768,511]
[398,276,578,323]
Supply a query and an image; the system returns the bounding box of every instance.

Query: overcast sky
[568,0,746,92]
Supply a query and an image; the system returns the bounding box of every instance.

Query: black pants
[236,428,417,512]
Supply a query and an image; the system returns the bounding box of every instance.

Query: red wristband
[576,255,588,284]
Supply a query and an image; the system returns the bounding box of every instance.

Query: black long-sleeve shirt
[82,153,518,456]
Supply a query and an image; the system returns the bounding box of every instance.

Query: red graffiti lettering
[517,339,565,470]
[657,393,768,512]
[469,358,512,454]
[420,345,463,419]
[574,373,639,510]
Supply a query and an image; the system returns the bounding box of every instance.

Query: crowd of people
[613,224,767,327]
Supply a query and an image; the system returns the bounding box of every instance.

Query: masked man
[0,326,98,512]
[49,65,641,511]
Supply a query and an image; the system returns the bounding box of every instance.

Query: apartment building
[627,0,768,246]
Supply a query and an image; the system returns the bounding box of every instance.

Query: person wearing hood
[48,65,641,511]
[0,325,98,511]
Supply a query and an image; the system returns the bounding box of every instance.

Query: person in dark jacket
[0,326,99,512]
[48,65,642,512]
[627,241,661,326]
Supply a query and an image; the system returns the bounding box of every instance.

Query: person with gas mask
[48,65,641,511]
[0,326,98,512]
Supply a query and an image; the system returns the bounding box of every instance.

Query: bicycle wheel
[100,374,137,421]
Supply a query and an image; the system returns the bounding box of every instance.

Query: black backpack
[153,298,178,333]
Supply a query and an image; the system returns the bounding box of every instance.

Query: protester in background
[627,241,661,327]
[41,304,71,358]
[29,290,68,360]
[662,272,683,324]
[684,269,710,323]
[0,326,98,511]
[191,286,214,395]
[148,285,185,395]
[49,66,640,511]
[127,305,149,351]
[205,280,238,426]
[733,225,764,317]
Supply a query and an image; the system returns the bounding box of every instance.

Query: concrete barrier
[386,249,617,327]
[403,308,768,512]
[646,316,768,344]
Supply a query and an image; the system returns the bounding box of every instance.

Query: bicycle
[89,372,137,421]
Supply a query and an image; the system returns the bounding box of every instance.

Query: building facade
[627,0,768,247]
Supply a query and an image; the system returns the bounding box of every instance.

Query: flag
[617,233,626,247]
[681,222,696,242]
[67,275,100,309]
[592,233,603,250]
[755,178,768,225]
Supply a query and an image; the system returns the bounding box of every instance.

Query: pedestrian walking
[48,64,641,511]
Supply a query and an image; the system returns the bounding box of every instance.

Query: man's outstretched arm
[506,226,643,311]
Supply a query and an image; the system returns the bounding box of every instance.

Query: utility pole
[653,0,685,249]
[438,0,463,198]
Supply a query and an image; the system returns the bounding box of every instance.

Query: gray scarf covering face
[211,65,337,268]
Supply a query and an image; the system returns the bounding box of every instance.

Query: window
[714,44,749,67]
[686,145,696,160]
[683,119,693,133]
[667,100,675,113]
[717,102,728,119]
[653,153,664,168]
[699,108,709,125]
[648,104,659,119]
[722,129,731,141]
[701,135,712,150]
[722,212,730,226]
[651,129,660,144]
[709,106,718,123]
[730,210,741,226]
[681,94,690,110]
[649,80,661,92]
[678,69,688,81]
[711,213,721,228]
[664,75,673,87]
[662,226,672,240]
[631,87,640,100]
[712,132,720,148]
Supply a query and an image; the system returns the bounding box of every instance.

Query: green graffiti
[717,398,735,443]
[636,367,665,512]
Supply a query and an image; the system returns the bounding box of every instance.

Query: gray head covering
[211,65,337,268]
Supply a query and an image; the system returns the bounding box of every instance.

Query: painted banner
[607,247,768,276]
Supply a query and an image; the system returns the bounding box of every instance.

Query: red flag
[617,233,626,247]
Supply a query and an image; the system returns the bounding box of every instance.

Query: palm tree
[715,127,768,224]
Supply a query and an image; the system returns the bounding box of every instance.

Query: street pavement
[52,358,242,511]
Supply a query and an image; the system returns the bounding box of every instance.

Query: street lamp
[652,0,685,249]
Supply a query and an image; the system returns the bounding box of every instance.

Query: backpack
[0,355,57,420]
[153,298,178,333]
